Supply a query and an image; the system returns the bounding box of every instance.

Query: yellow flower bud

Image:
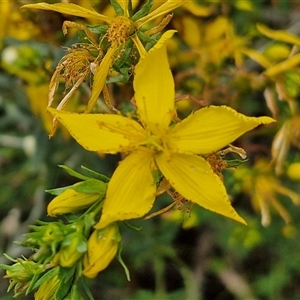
[47,179,106,217]
[34,275,60,300]
[82,224,119,278]
[59,232,87,268]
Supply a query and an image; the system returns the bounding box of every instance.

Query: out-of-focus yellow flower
[23,1,186,115]
[25,84,54,134]
[0,2,40,49]
[48,32,274,228]
[162,208,199,229]
[272,116,300,175]
[47,179,107,217]
[287,162,300,180]
[34,275,60,300]
[174,16,250,69]
[82,223,119,278]
[244,23,300,104]
[235,159,300,226]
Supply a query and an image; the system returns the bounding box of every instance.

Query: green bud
[58,232,87,268]
[0,256,45,297]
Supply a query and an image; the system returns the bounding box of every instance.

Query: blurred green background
[1,1,300,299]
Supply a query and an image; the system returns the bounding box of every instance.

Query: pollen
[107,16,135,47]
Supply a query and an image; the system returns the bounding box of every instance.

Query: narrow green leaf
[55,267,76,300]
[59,165,91,181]
[46,186,72,196]
[29,267,59,292]
[131,0,154,22]
[110,0,124,15]
[116,245,131,281]
[87,24,109,35]
[226,159,248,168]
[71,179,107,195]
[82,277,95,300]
[81,165,110,182]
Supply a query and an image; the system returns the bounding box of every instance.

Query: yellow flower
[272,115,300,175]
[22,1,186,113]
[235,159,300,226]
[82,224,119,278]
[48,31,274,228]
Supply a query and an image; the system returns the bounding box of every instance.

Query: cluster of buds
[0,256,46,297]
[1,166,123,299]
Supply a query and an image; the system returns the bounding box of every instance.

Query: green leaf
[113,40,133,70]
[152,169,164,186]
[59,165,91,181]
[46,185,73,196]
[226,159,248,168]
[131,0,154,22]
[86,24,109,35]
[136,31,160,50]
[127,0,133,17]
[110,0,124,15]
[71,179,107,195]
[82,278,95,300]
[116,244,131,281]
[55,267,76,300]
[81,165,110,182]
[29,267,59,292]
[107,72,130,84]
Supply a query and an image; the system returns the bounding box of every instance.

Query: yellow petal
[85,45,117,113]
[134,30,176,132]
[183,2,214,17]
[22,3,113,23]
[264,53,300,77]
[155,152,246,225]
[95,150,156,229]
[168,105,275,154]
[47,107,146,153]
[241,48,272,69]
[257,23,300,46]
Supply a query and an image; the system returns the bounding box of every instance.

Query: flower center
[107,16,135,47]
[145,134,163,152]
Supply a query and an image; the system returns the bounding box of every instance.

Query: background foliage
[1,1,300,299]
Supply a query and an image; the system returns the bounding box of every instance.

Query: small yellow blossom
[48,32,274,228]
[82,224,119,278]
